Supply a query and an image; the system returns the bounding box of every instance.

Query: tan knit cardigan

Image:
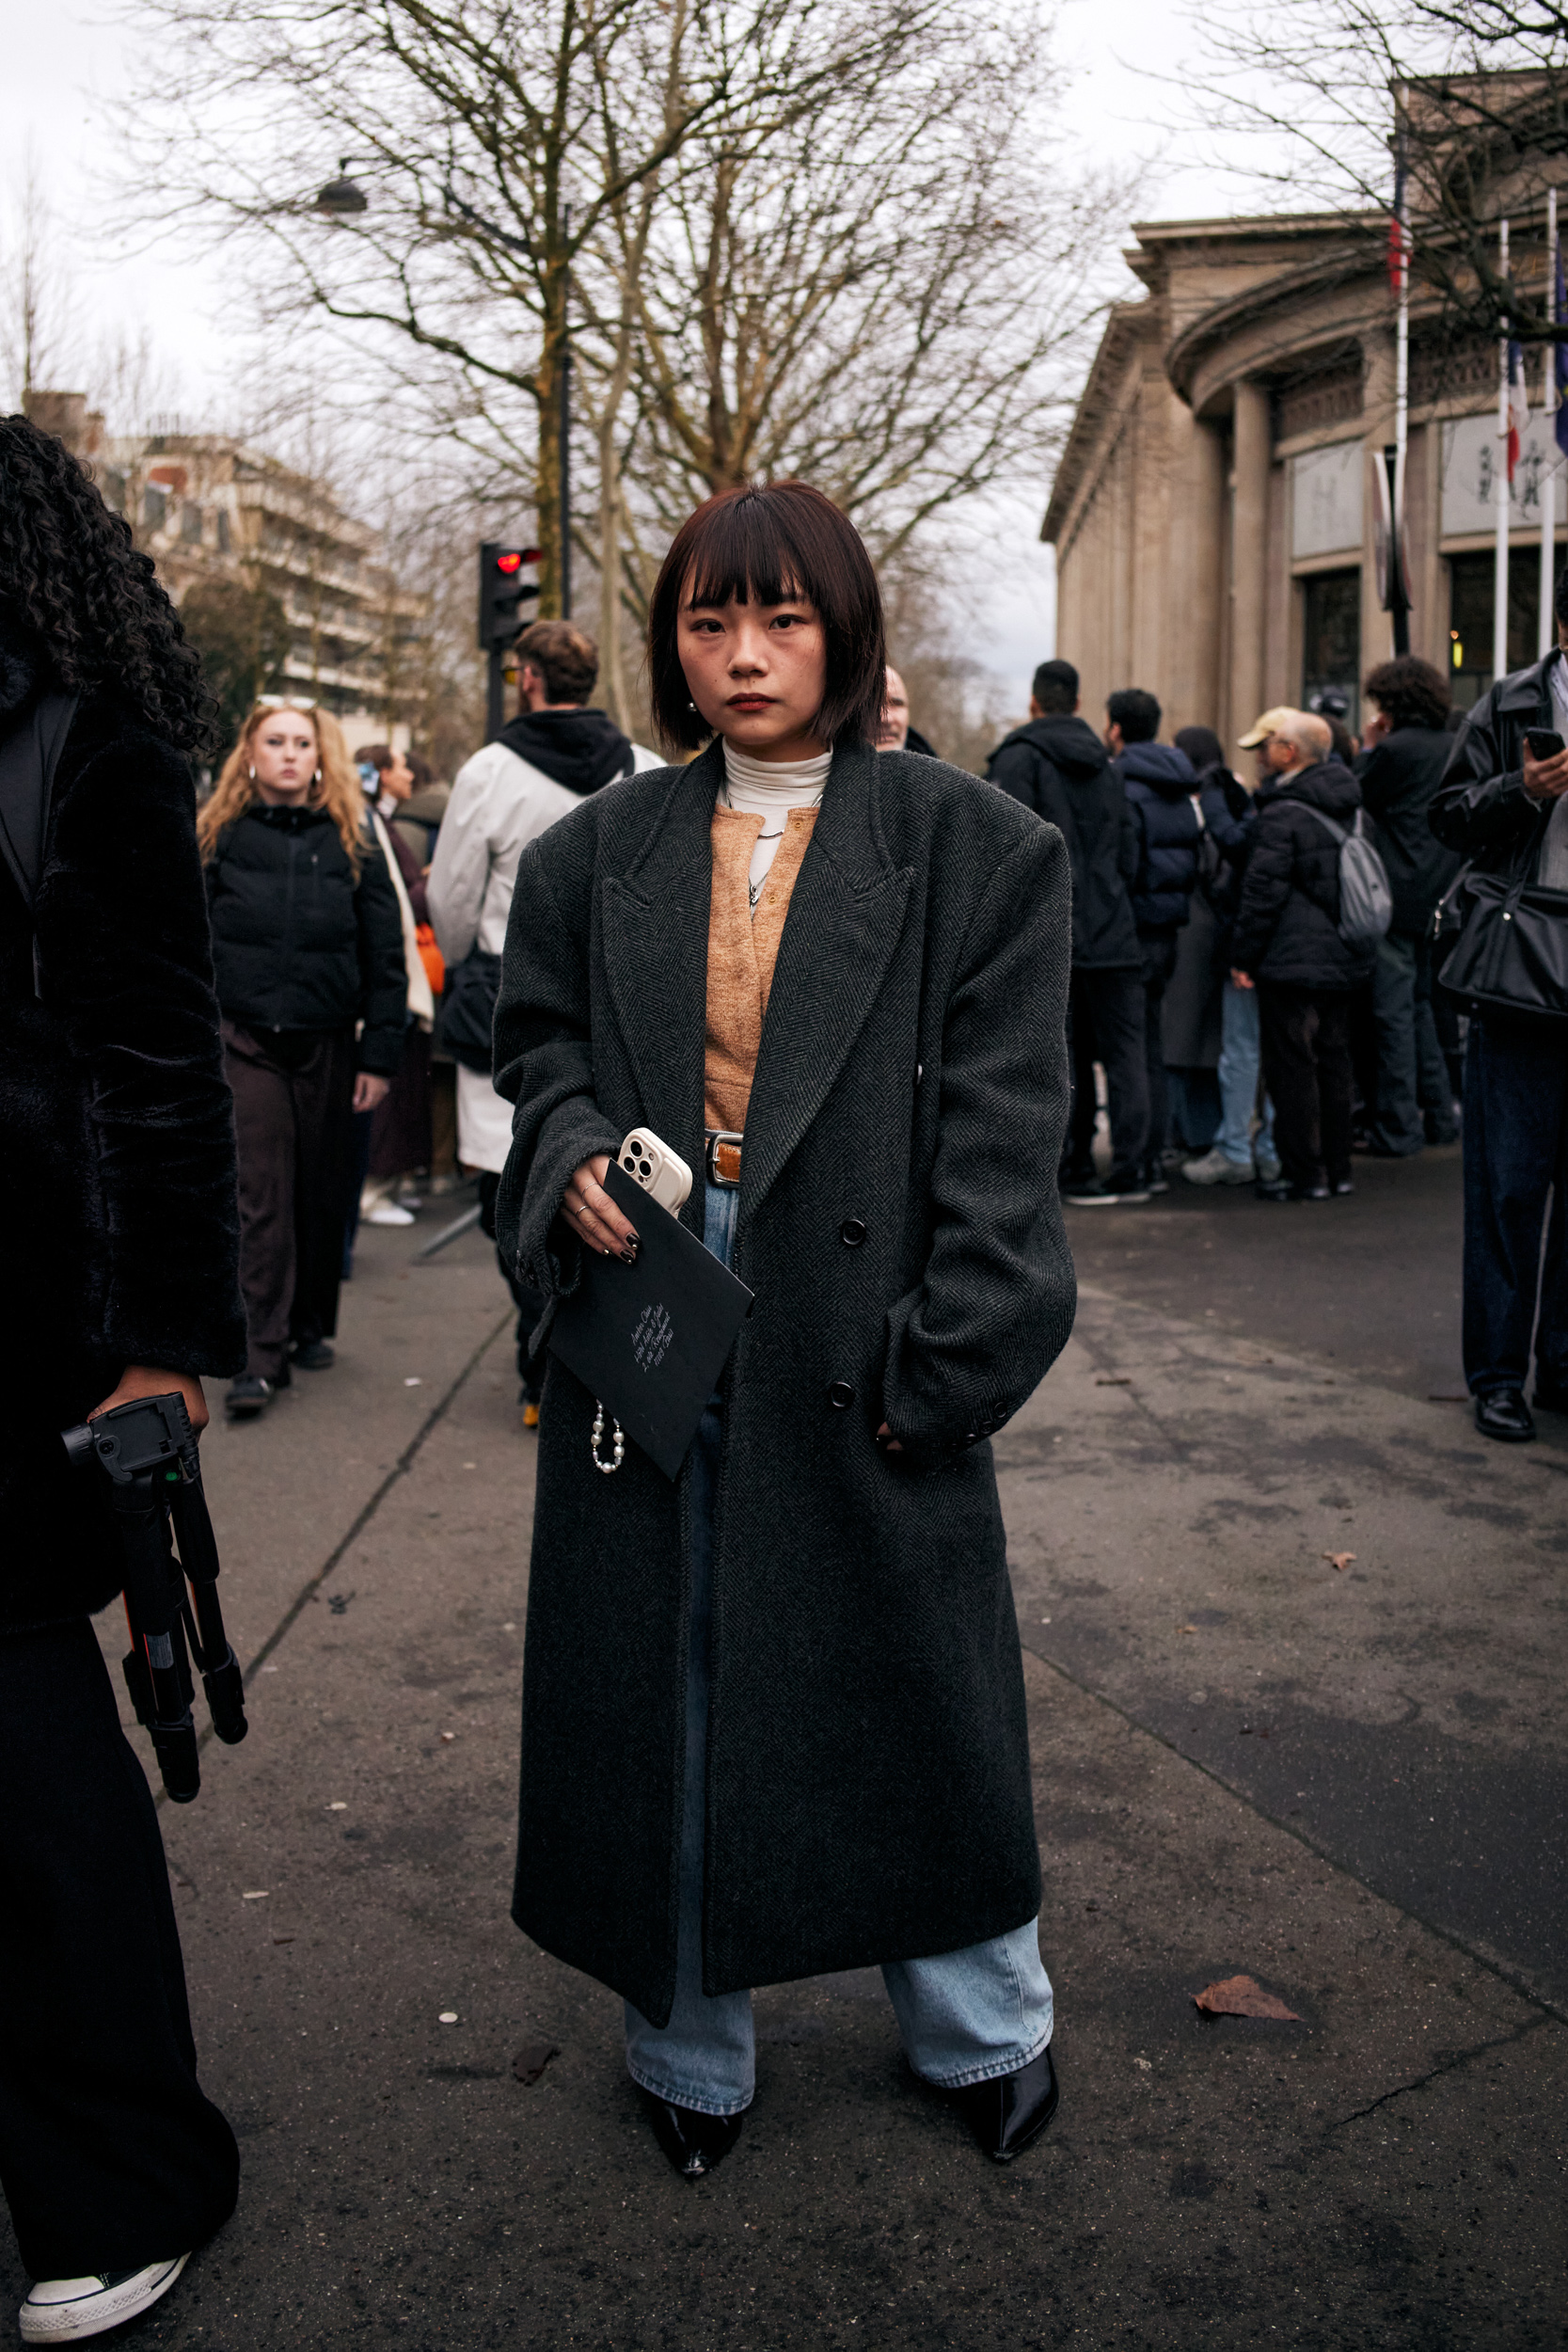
[704,803,818,1134]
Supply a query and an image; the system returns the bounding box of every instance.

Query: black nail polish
[626,1229,641,1244]
[621,1246,638,1264]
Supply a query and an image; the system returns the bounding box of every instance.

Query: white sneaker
[21,2258,188,2342]
[1180,1147,1255,1187]
[366,1200,416,1227]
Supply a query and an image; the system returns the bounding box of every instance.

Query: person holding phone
[493,481,1074,2178]
[1431,581,1568,1443]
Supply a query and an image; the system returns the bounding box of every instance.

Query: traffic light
[478,542,541,652]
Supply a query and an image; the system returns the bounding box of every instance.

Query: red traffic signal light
[479,542,541,650]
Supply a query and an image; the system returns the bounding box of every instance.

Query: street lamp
[316,159,368,217]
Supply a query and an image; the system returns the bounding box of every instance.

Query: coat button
[828,1380,854,1409]
[840,1216,866,1247]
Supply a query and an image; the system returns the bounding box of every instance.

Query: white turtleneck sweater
[721,741,832,908]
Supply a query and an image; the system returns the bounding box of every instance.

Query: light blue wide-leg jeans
[624,1182,1054,2117]
[1216,977,1277,1168]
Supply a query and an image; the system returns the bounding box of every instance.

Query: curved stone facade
[1043,210,1560,751]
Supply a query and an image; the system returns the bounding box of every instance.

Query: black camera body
[61,1393,246,1802]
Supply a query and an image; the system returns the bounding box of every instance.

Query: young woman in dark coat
[493,482,1075,2179]
[0,413,243,2341]
[198,703,405,1418]
[1231,708,1375,1200]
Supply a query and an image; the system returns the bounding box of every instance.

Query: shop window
[141,484,167,530]
[181,501,203,545]
[1447,551,1541,709]
[1301,568,1361,718]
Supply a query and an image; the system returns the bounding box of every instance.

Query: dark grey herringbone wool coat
[493,738,1075,2026]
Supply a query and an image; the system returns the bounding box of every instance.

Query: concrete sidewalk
[0,1204,1561,2347]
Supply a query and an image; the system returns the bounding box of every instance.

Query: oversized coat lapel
[599,743,721,1232]
[740,739,911,1217]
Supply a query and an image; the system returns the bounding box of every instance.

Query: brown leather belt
[705,1129,743,1187]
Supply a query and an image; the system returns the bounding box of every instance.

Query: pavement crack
[241,1310,513,1682]
[155,1309,512,1804]
[1324,2014,1552,2131]
[1019,1641,1568,2028]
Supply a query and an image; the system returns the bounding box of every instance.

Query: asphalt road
[0,1157,1561,2348]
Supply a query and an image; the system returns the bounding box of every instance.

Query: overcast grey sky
[1,0,1257,715]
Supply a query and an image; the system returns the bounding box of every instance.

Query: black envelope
[546,1160,753,1479]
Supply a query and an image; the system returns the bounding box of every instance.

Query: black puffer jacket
[987,715,1140,967]
[0,612,245,1632]
[1355,725,1462,935]
[1430,652,1560,880]
[206,802,407,1073]
[1117,742,1201,930]
[1231,758,1377,989]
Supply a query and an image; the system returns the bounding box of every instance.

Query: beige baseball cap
[1237,706,1299,749]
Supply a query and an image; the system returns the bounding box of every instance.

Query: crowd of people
[984,656,1462,1206]
[982,642,1565,1445]
[3,399,1566,2344]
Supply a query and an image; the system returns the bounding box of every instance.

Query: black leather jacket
[1431,653,1560,879]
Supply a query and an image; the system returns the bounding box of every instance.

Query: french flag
[1507,341,1529,483]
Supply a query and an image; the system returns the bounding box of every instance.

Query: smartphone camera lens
[623,1154,637,1170]
[640,1160,653,1177]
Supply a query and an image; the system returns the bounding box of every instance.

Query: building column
[1228,380,1270,753]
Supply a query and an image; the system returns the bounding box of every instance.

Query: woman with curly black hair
[0,413,243,2341]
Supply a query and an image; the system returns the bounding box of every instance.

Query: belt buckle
[705,1129,744,1187]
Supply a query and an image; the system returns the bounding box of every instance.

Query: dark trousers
[1462,1015,1568,1396]
[0,1622,238,2280]
[477,1172,548,1399]
[1065,966,1148,1184]
[1369,932,1456,1154]
[1139,930,1180,1166]
[1258,984,1355,1191]
[225,1024,356,1379]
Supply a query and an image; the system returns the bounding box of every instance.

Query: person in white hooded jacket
[427,617,658,1412]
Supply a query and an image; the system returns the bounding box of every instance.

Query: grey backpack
[1299,803,1393,949]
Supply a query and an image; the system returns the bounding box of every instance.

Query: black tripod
[61,1393,247,1802]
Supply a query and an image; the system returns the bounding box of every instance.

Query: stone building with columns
[1042,205,1564,756]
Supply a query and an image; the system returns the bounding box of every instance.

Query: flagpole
[1541,189,1558,660]
[1495,217,1511,683]
[1393,143,1411,656]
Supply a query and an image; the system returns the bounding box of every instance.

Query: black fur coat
[0,611,245,1631]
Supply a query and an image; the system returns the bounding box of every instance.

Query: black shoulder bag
[435,947,503,1073]
[1437,821,1568,1024]
[0,691,79,997]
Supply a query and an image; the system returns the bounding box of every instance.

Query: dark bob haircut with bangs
[647,481,886,752]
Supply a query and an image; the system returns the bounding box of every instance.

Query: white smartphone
[616,1127,693,1214]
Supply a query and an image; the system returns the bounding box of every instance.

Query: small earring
[313,767,322,783]
[247,764,256,782]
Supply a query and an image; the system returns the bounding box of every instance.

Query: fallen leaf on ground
[513,2042,561,2086]
[1194,1975,1300,2021]
[1178,1623,1197,1634]
[1323,1551,1355,1572]
[1094,1375,1132,1386]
